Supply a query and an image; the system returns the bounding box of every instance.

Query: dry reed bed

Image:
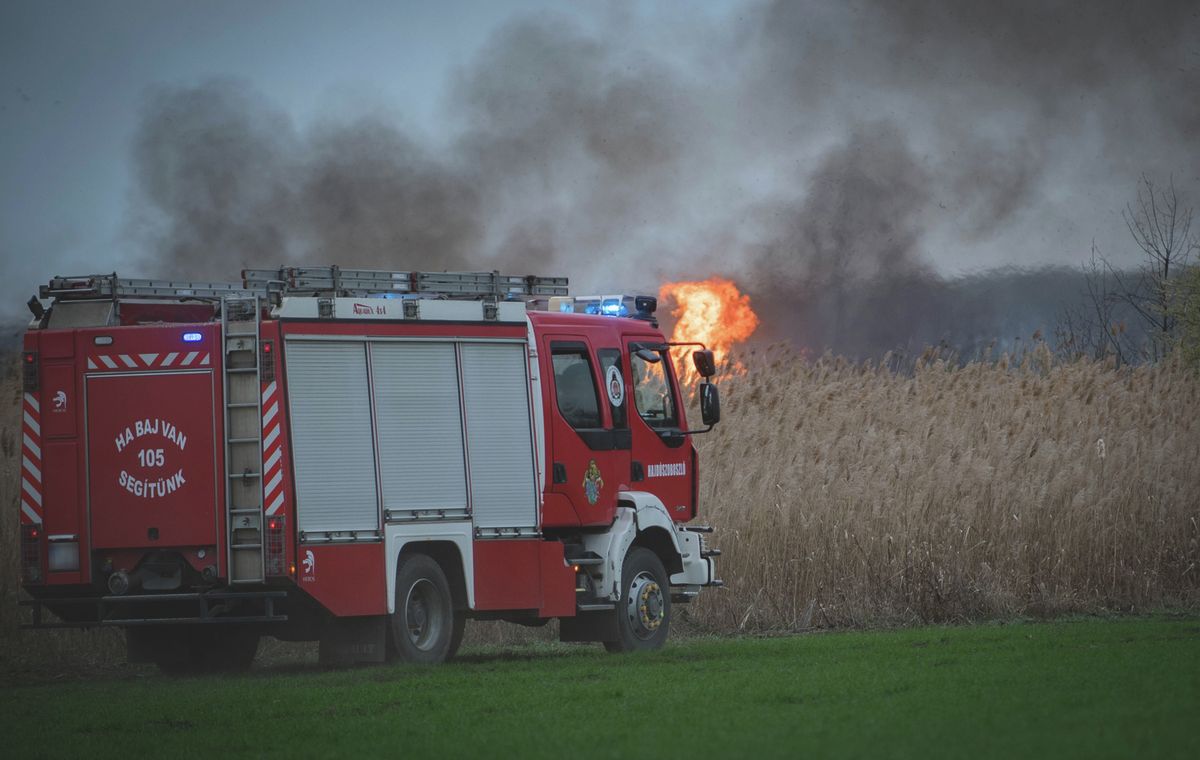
[691,346,1200,632]
[1,349,1198,671]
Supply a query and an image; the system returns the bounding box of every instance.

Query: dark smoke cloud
[127,1,1199,358]
[299,117,482,270]
[131,80,296,279]
[747,122,935,352]
[131,80,482,277]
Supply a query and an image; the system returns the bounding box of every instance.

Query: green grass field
[2,618,1197,758]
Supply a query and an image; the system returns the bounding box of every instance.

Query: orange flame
[660,277,760,386]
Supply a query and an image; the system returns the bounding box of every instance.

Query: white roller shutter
[460,342,538,530]
[285,341,379,533]
[371,342,467,513]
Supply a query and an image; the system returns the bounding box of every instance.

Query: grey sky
[1,0,568,294]
[1,1,1197,327]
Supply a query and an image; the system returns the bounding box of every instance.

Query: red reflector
[30,529,38,538]
[23,352,39,391]
[263,343,272,353]
[268,520,278,530]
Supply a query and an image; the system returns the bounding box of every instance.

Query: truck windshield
[630,349,677,427]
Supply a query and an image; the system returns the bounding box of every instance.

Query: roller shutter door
[371,342,467,514]
[285,341,379,533]
[460,342,538,530]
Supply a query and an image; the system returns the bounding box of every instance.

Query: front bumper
[669,526,723,599]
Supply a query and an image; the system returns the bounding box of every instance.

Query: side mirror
[699,382,721,427]
[636,348,662,363]
[692,349,716,379]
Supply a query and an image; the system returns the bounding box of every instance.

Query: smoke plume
[124,1,1199,357]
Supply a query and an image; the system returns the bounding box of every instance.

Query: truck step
[576,603,615,612]
[225,367,259,374]
[682,525,714,533]
[228,472,261,480]
[226,402,259,409]
[565,555,604,567]
[702,548,722,558]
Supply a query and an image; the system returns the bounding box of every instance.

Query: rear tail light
[21,524,43,583]
[22,352,38,392]
[261,340,275,382]
[266,515,286,576]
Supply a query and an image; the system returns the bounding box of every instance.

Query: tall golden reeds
[690,344,1200,631]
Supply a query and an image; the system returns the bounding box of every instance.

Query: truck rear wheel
[390,554,458,664]
[604,547,671,653]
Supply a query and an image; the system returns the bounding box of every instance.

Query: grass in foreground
[2,617,1197,759]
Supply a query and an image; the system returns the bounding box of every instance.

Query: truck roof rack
[40,267,569,303]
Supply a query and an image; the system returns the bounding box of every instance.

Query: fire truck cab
[17,268,721,671]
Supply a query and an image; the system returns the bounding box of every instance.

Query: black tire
[390,553,457,664]
[604,547,671,653]
[151,626,259,676]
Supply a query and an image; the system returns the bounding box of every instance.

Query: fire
[660,277,760,386]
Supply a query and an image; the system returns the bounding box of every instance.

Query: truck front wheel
[604,547,671,653]
[390,553,460,664]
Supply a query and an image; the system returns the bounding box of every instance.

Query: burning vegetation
[660,277,760,386]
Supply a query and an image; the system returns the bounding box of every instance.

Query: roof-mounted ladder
[40,274,262,301]
[221,295,265,584]
[242,266,568,299]
[40,267,568,304]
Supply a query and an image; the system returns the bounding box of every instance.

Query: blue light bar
[552,295,641,317]
[600,298,628,316]
[182,332,203,343]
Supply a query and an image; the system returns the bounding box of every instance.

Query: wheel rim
[626,571,665,640]
[404,578,445,651]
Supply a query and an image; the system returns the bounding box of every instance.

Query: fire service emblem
[582,459,604,505]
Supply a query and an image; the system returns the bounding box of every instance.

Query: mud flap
[126,626,165,664]
[318,615,387,665]
[559,610,618,643]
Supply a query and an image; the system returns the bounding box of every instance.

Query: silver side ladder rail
[222,296,265,584]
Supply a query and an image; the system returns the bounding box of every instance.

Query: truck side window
[597,348,627,428]
[630,349,678,427]
[551,346,602,429]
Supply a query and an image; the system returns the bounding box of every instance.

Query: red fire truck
[17,268,721,671]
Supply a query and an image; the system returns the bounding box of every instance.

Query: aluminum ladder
[221,295,265,584]
[41,269,568,303]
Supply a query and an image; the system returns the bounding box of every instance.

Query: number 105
[138,448,165,468]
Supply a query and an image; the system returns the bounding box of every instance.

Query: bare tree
[1056,244,1137,364]
[1057,176,1197,364]
[1112,175,1197,360]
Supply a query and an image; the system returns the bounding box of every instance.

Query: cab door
[541,335,630,526]
[625,338,695,521]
